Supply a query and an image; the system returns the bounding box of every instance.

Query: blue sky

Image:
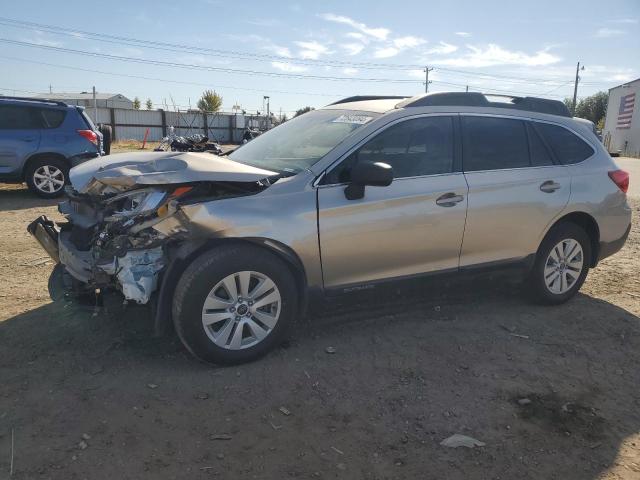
[0,0,638,116]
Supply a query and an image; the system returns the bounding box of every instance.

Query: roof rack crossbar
[398,92,571,117]
[0,95,68,107]
[329,95,409,106]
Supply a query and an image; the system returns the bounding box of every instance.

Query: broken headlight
[104,188,169,220]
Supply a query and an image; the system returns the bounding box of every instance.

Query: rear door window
[526,123,554,167]
[535,123,594,164]
[39,108,67,129]
[462,116,529,171]
[0,105,42,129]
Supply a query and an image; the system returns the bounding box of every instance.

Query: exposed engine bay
[28,151,279,305]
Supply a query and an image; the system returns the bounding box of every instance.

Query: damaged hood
[70,151,278,193]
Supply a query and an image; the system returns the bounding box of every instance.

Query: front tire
[25,157,69,198]
[172,244,298,365]
[527,222,591,304]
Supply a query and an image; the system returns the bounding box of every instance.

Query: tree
[133,96,141,110]
[145,98,153,110]
[294,106,314,117]
[564,91,608,124]
[575,91,608,125]
[197,90,223,112]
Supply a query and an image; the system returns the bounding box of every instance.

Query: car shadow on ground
[0,186,59,212]
[0,278,639,479]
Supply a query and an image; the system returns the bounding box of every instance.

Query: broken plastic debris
[440,434,486,448]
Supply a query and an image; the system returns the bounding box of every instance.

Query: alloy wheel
[201,271,281,350]
[33,165,65,194]
[544,238,584,294]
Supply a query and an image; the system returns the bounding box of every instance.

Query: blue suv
[0,97,110,197]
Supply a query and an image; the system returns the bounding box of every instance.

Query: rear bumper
[598,223,631,263]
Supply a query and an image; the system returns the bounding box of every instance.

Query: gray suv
[0,97,106,197]
[28,92,631,364]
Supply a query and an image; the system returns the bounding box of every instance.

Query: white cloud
[610,18,638,24]
[264,44,293,58]
[320,13,390,40]
[271,61,308,72]
[374,46,400,58]
[393,36,426,49]
[342,67,358,75]
[595,27,626,38]
[341,43,365,56]
[455,31,471,37]
[426,41,458,55]
[294,40,331,59]
[346,32,368,42]
[432,44,561,67]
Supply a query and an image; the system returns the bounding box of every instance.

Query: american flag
[617,92,635,129]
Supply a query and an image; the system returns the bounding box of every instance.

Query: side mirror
[344,162,393,200]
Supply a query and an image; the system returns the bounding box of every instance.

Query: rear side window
[526,123,554,167]
[39,108,66,128]
[325,116,454,183]
[0,105,42,129]
[462,116,529,171]
[535,123,594,164]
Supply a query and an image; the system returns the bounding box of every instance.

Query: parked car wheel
[172,244,298,365]
[99,124,112,155]
[527,222,591,304]
[25,157,69,198]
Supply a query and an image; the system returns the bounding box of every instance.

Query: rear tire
[172,244,298,365]
[25,157,69,198]
[527,222,591,304]
[99,124,112,155]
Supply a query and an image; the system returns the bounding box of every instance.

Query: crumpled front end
[28,151,277,305]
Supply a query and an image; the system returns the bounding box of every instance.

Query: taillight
[77,129,98,146]
[608,170,629,193]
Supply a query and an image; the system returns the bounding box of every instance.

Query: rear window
[39,108,67,129]
[462,116,529,171]
[535,123,594,164]
[0,105,42,129]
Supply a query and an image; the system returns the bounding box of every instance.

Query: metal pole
[571,62,580,116]
[92,86,97,123]
[424,67,433,93]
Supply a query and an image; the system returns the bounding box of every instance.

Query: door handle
[436,192,464,207]
[540,180,561,193]
[21,137,37,142]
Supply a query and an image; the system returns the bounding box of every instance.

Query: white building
[32,92,134,110]
[603,78,639,156]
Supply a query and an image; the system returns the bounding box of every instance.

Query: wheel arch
[22,152,70,180]
[542,211,600,268]
[153,237,309,337]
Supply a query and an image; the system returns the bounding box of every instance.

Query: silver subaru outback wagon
[28,92,631,364]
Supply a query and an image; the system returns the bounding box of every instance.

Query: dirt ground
[1,159,640,479]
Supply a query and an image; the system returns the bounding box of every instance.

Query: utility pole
[571,61,584,116]
[424,66,434,93]
[49,84,52,94]
[263,96,270,128]
[465,85,469,92]
[92,86,97,123]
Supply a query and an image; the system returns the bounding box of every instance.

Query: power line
[0,16,611,87]
[0,38,421,84]
[0,55,351,98]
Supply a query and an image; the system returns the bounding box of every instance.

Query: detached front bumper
[27,216,165,304]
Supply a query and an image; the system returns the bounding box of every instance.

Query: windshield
[229,109,379,174]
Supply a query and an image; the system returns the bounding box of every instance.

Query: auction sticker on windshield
[331,114,373,125]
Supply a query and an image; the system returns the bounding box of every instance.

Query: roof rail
[329,95,409,106]
[0,95,68,107]
[397,92,571,117]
